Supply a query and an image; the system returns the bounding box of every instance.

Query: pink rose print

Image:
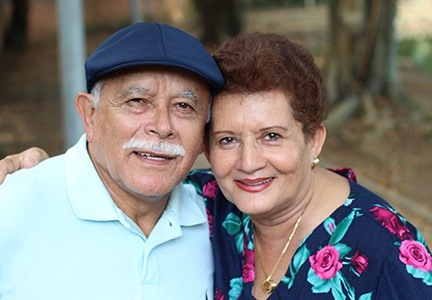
[309,245,343,280]
[242,249,255,283]
[203,180,218,200]
[399,240,432,272]
[326,222,336,234]
[346,169,357,182]
[351,250,368,274]
[215,288,225,300]
[206,208,214,235]
[328,167,357,182]
[370,206,413,240]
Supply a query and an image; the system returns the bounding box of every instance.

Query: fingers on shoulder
[0,155,19,184]
[21,147,49,168]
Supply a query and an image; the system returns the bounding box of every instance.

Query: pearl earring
[312,157,320,169]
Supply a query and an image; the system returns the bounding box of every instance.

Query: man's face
[84,67,210,203]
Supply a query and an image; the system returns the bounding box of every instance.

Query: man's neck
[111,191,170,237]
[87,145,171,236]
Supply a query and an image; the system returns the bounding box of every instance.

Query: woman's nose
[238,142,266,173]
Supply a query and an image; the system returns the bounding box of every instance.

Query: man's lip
[133,150,176,160]
[234,177,274,192]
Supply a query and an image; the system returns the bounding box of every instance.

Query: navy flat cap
[85,22,224,95]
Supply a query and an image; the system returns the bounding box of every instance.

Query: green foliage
[398,38,432,74]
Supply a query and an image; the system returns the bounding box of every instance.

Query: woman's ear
[75,92,96,141]
[310,124,326,159]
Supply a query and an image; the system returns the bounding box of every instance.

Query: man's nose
[145,105,174,139]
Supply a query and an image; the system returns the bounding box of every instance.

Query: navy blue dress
[184,168,432,299]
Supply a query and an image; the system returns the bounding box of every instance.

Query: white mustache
[122,138,186,157]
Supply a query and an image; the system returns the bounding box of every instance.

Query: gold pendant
[262,278,277,294]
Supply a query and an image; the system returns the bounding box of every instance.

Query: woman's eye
[219,137,235,144]
[264,132,282,141]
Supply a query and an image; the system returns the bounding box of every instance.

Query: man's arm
[0,147,49,184]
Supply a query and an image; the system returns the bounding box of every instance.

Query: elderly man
[0,22,223,299]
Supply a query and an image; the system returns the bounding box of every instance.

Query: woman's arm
[0,147,49,184]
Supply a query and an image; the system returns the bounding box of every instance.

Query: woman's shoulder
[302,178,432,297]
[346,183,432,296]
[339,180,431,275]
[183,168,218,197]
[185,168,215,184]
[311,173,431,268]
[339,180,425,242]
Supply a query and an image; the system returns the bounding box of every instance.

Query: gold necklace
[255,214,303,294]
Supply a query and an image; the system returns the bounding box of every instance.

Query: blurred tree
[3,0,29,51]
[249,0,325,8]
[323,0,412,127]
[194,0,245,46]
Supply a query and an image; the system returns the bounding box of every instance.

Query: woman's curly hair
[212,32,327,138]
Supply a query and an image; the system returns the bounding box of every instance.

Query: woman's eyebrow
[260,126,288,132]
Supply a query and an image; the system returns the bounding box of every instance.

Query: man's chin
[130,177,179,198]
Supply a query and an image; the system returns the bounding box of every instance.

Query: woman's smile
[234,177,274,192]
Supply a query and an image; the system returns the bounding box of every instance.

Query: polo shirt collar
[65,135,119,221]
[166,181,207,227]
[64,135,207,228]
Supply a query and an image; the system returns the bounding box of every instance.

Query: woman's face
[206,90,324,217]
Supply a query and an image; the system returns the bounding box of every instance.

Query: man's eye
[176,102,192,109]
[173,102,195,115]
[128,98,145,105]
[124,98,152,113]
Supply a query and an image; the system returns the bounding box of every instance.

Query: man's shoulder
[0,154,72,246]
[0,154,65,190]
[0,154,67,221]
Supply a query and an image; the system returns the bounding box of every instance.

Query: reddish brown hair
[212,32,327,138]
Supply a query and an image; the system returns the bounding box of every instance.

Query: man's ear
[310,124,326,159]
[75,92,96,141]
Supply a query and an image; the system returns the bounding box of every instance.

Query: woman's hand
[0,147,49,184]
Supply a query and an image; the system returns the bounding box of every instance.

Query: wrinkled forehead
[99,66,211,99]
[102,66,210,88]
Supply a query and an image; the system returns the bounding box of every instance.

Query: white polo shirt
[0,135,213,300]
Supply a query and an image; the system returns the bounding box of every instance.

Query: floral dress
[184,168,432,299]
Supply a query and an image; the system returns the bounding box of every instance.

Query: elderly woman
[1,32,431,299]
[186,32,432,299]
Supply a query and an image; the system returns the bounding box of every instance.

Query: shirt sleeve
[0,259,3,297]
[374,238,432,298]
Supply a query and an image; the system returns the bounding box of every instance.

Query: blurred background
[0,0,431,243]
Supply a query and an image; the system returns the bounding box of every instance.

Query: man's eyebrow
[117,86,149,98]
[179,90,198,102]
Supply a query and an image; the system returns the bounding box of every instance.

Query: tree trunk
[194,0,244,46]
[3,0,29,51]
[323,0,407,127]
